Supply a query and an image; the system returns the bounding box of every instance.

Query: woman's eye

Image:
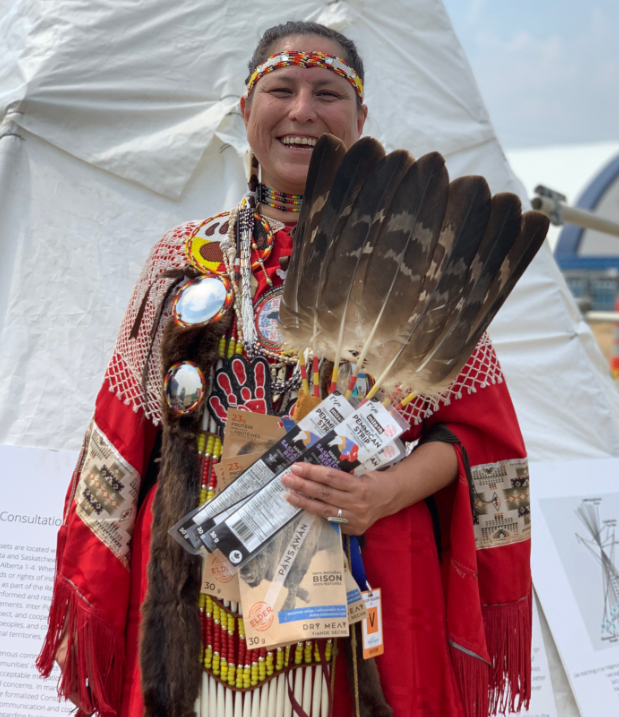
[270,88,292,95]
[317,91,340,99]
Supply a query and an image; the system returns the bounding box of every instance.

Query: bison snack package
[238,514,349,648]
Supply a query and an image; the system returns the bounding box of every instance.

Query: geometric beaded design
[470,457,530,550]
[74,420,140,569]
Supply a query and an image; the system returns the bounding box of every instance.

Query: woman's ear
[240,95,250,129]
[357,104,368,136]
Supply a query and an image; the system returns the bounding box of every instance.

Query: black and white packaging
[203,400,408,568]
[169,392,354,553]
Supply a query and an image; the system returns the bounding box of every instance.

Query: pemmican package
[169,392,354,554]
[238,514,349,648]
[214,452,262,492]
[203,400,408,568]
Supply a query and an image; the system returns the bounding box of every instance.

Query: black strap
[418,423,477,560]
[137,428,162,510]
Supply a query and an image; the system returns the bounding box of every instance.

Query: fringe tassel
[449,645,489,717]
[36,574,124,717]
[483,591,533,716]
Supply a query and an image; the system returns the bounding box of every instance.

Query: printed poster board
[532,457,619,716]
[0,444,76,716]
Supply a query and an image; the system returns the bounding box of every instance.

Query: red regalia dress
[38,216,532,717]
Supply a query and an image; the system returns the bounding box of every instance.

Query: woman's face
[241,35,368,195]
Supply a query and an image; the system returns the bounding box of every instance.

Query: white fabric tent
[1,0,618,459]
[1,0,618,713]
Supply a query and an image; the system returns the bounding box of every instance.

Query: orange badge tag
[361,588,384,659]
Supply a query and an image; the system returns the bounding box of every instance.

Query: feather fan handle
[280,135,346,331]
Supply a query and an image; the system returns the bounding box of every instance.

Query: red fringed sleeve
[37,222,197,715]
[37,384,158,715]
[334,339,532,717]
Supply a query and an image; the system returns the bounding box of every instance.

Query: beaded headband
[247,50,364,102]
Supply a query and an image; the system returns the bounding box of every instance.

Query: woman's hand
[282,463,397,535]
[282,440,459,534]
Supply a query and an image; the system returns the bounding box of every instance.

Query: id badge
[361,587,384,659]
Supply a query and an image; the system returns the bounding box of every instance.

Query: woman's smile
[277,134,318,150]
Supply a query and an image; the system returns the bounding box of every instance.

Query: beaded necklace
[257,183,303,213]
[220,199,301,396]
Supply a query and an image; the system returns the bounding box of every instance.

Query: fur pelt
[139,311,392,716]
[344,623,393,717]
[140,312,230,717]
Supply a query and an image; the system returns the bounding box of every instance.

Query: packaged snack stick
[169,392,353,553]
[205,400,408,568]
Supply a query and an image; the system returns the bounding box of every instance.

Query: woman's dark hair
[247,21,365,105]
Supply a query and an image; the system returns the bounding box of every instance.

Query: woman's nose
[288,88,318,124]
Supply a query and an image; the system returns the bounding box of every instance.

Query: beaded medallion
[254,286,284,350]
[186,212,274,275]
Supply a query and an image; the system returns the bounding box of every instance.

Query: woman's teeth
[280,136,316,148]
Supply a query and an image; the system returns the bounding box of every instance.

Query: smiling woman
[39,19,534,717]
[241,31,368,205]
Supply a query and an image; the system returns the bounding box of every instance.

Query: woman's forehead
[268,34,344,58]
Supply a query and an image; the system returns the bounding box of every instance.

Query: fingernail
[290,463,304,475]
[284,491,297,504]
[281,473,293,487]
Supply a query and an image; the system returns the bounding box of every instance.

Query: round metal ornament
[164,361,206,414]
[173,274,233,328]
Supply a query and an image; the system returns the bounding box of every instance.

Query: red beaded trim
[200,595,332,692]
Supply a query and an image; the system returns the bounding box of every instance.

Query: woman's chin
[267,163,311,193]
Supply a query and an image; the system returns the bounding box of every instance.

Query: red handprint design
[208,355,274,429]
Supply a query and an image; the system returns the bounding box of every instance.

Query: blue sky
[442,0,619,149]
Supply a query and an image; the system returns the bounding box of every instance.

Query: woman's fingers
[282,463,377,536]
[284,489,362,535]
[281,470,349,506]
[289,462,358,491]
[284,487,340,519]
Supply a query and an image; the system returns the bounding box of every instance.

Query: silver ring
[327,508,349,525]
